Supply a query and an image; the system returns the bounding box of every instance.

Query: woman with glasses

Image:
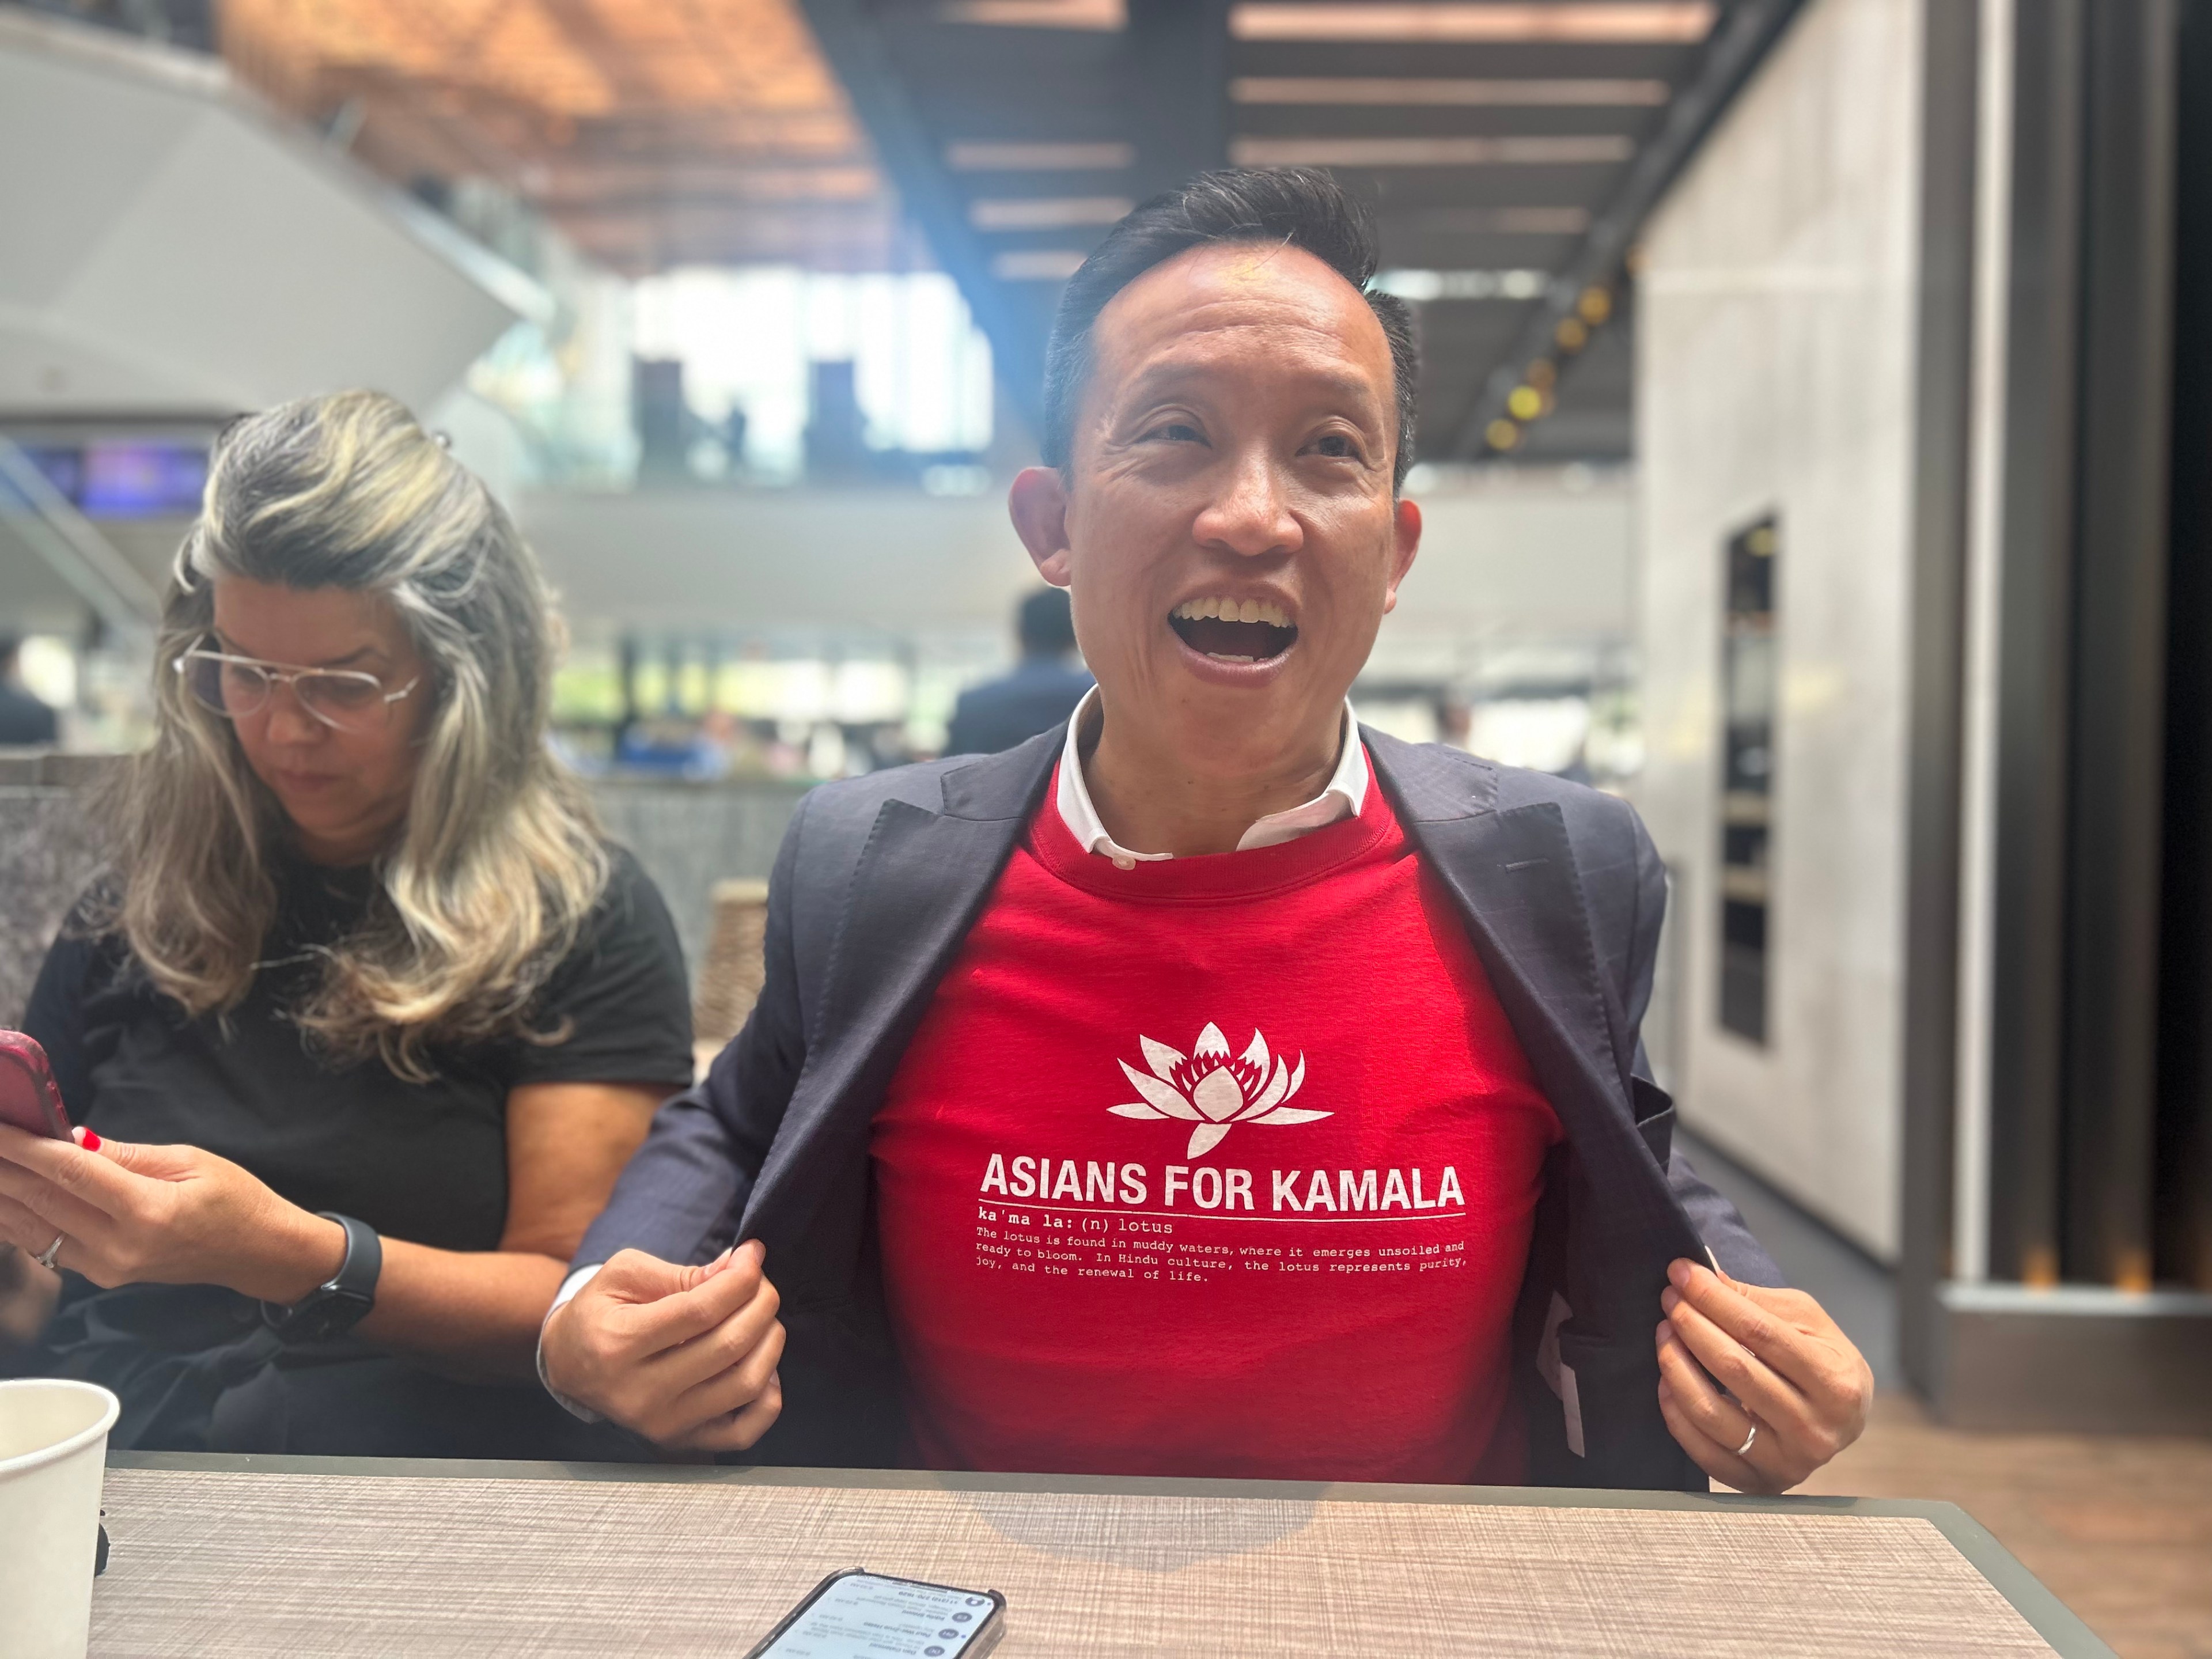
[0,392,694,1457]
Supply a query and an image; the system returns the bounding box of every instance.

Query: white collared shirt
[1052,690,1362,871]
[1055,687,1368,869]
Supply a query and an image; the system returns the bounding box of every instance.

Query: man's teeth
[1172,597,1291,628]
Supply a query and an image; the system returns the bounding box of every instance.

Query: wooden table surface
[86,1453,2111,1658]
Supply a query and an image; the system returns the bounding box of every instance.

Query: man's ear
[1009,466,1074,586]
[1380,497,1423,615]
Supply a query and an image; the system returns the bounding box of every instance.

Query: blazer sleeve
[1622,805,1786,1289]
[573,794,814,1269]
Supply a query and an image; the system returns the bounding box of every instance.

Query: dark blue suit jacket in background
[579,726,1782,1491]
[941,656,1093,756]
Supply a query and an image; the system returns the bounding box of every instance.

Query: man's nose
[1195,447,1302,559]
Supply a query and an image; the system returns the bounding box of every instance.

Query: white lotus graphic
[1111,1022,1328,1158]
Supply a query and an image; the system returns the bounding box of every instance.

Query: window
[1718,514,1777,1043]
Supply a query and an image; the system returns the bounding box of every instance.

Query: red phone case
[0,1030,72,1139]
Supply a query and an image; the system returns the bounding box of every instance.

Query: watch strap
[320,1212,382,1302]
[261,1212,381,1343]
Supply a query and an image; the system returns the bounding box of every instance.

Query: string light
[1483,279,1620,454]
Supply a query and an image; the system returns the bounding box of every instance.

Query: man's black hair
[1017,585,1078,657]
[1040,166,1418,491]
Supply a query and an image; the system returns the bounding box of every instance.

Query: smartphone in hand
[0,1030,71,1140]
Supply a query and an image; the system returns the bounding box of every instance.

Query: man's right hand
[541,1241,785,1451]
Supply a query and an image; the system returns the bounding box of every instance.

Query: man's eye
[1148,421,1204,443]
[1313,433,1362,460]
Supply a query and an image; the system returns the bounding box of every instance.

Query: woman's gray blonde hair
[100,389,608,1080]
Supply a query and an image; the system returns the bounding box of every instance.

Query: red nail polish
[80,1129,101,1152]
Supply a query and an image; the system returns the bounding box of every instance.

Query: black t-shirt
[23,846,693,1253]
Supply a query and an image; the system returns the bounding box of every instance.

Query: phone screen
[753,1570,1000,1659]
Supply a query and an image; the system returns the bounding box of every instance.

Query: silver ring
[33,1233,63,1271]
[1734,1419,1759,1458]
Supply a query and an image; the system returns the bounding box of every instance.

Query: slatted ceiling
[218,0,1768,459]
[898,5,1128,68]
[1227,3,1718,43]
[1508,323,1633,459]
[1414,301,1542,434]
[861,1,1795,458]
[942,142,1137,169]
[1228,39,1713,78]
[1321,164,1634,211]
[1232,76,1674,105]
[921,127,1134,177]
[1392,204,1592,233]
[925,102,1131,144]
[221,0,903,274]
[1232,100,1669,143]
[1381,236,1588,274]
[232,0,859,122]
[968,197,1136,229]
[1416,320,1538,416]
[1230,134,1635,168]
[938,0,1126,25]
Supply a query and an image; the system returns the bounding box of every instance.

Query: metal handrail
[0,435,161,634]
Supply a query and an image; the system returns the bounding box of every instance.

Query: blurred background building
[4,7,2211,1615]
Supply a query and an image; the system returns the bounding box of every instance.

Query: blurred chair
[692,878,771,1075]
[0,755,114,1027]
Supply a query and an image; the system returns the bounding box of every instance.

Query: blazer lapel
[1407,803,1634,1135]
[741,734,1057,1252]
[1367,733,1706,1274]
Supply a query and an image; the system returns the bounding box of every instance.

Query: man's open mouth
[1168,597,1298,664]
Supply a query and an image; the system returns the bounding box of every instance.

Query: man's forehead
[1090,242,1391,392]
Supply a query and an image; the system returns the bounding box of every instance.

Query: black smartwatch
[262,1213,381,1344]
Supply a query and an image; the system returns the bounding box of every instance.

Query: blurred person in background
[942,586,1093,755]
[0,392,692,1456]
[0,634,59,746]
[542,170,1872,1495]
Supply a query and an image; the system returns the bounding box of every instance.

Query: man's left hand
[1654,1258,1873,1493]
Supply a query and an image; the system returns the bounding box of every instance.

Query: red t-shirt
[870,756,1560,1483]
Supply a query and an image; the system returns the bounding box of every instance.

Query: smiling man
[541,170,1873,1494]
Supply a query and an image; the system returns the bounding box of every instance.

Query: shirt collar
[1054,686,1369,870]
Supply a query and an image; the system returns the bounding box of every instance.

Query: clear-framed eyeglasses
[173,642,421,735]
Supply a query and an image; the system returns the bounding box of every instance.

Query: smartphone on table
[744,1568,1006,1659]
[0,1030,71,1140]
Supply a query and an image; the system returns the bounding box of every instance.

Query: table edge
[104,1451,2115,1658]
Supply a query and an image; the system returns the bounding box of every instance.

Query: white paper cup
[0,1378,121,1659]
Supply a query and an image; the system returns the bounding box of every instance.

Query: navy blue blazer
[578,727,1781,1491]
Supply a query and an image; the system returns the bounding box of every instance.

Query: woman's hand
[1654,1257,1874,1494]
[0,1123,343,1304]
